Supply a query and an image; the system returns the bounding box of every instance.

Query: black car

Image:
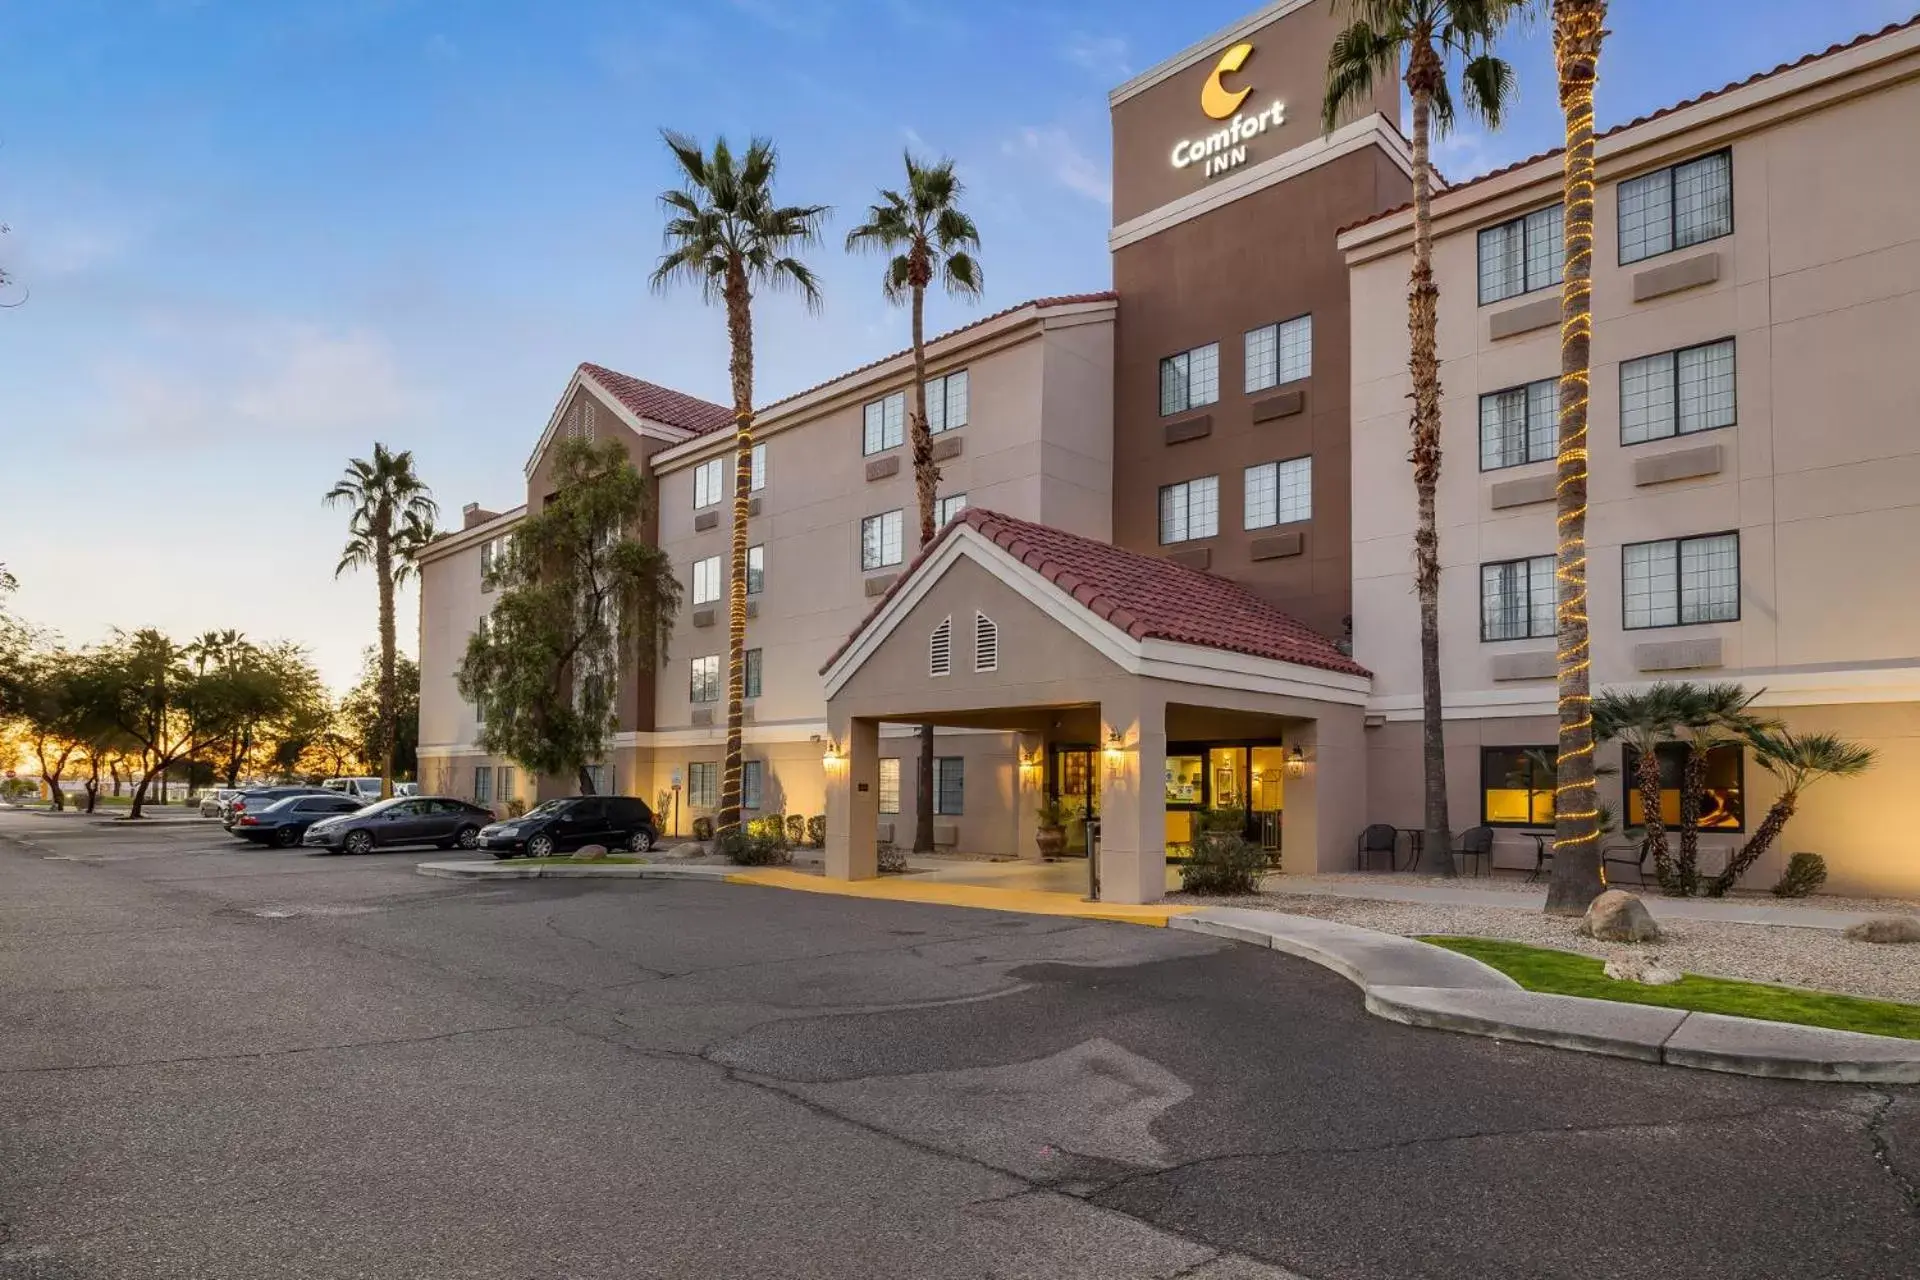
[231,793,366,846]
[224,785,335,829]
[478,796,659,859]
[301,796,495,855]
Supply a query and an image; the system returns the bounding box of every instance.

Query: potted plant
[1035,800,1068,859]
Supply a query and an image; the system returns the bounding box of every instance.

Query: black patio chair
[1455,825,1494,878]
[1357,823,1398,872]
[1603,837,1653,886]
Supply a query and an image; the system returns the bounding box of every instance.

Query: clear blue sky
[2,0,1913,689]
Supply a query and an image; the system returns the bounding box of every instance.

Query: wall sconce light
[1103,729,1126,779]
[1285,746,1308,779]
[822,741,844,770]
[1018,748,1043,779]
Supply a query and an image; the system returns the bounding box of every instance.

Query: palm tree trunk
[1635,745,1674,891]
[909,277,938,856]
[1677,746,1707,896]
[1711,790,1795,896]
[1404,50,1452,877]
[376,508,397,801]
[1545,0,1607,915]
[718,268,755,837]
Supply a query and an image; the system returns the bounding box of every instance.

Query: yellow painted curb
[721,868,1196,927]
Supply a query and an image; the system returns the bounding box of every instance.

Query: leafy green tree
[1324,0,1528,877]
[89,630,253,818]
[846,152,984,856]
[1709,730,1876,897]
[186,633,327,786]
[15,648,85,809]
[651,131,827,835]
[324,444,438,799]
[456,436,680,795]
[342,649,419,781]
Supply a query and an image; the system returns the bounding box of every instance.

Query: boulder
[1603,953,1682,986]
[664,842,709,860]
[572,844,608,862]
[1842,915,1920,945]
[1578,890,1663,944]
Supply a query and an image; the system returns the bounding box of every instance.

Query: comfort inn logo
[1172,41,1286,180]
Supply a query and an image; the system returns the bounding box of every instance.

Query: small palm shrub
[692,815,714,841]
[806,815,826,847]
[749,814,788,846]
[1771,852,1828,898]
[1179,831,1267,895]
[718,828,792,867]
[785,814,807,845]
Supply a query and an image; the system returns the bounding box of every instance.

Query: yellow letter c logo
[1201,42,1254,120]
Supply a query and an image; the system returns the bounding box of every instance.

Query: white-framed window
[690,654,721,703]
[750,442,767,492]
[926,370,969,434]
[744,647,762,699]
[929,616,953,677]
[746,544,764,596]
[1159,343,1220,416]
[936,493,968,526]
[479,537,502,591]
[583,762,611,794]
[974,613,998,673]
[1620,339,1736,445]
[878,758,901,814]
[863,391,906,455]
[1158,476,1219,545]
[1619,150,1732,265]
[1480,379,1559,470]
[694,458,725,509]
[741,760,763,810]
[1481,555,1557,641]
[934,757,964,815]
[687,761,717,808]
[861,510,904,570]
[1623,533,1740,630]
[473,766,492,805]
[1243,457,1312,529]
[691,555,722,606]
[1478,204,1565,304]
[498,766,515,802]
[1244,315,1312,393]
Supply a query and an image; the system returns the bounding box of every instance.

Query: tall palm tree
[1592,684,1686,892]
[1708,730,1876,897]
[324,444,438,799]
[651,132,827,837]
[1672,682,1767,896]
[1544,0,1608,914]
[845,152,984,856]
[1324,0,1526,876]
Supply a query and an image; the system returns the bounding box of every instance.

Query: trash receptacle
[1084,816,1101,902]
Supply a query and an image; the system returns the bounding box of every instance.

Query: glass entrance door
[1052,748,1098,855]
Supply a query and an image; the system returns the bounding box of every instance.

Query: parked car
[396,782,419,797]
[230,793,366,847]
[199,787,243,818]
[322,777,387,802]
[302,796,495,855]
[224,785,336,829]
[478,796,658,859]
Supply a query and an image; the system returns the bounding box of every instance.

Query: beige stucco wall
[417,509,521,769]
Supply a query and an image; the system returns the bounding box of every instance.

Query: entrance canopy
[819,509,1374,903]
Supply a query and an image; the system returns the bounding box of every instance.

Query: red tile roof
[1337,14,1920,239]
[579,362,735,436]
[822,508,1369,679]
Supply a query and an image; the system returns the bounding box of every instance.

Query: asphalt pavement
[1,808,1915,1279]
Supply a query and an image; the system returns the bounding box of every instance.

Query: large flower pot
[1035,823,1067,858]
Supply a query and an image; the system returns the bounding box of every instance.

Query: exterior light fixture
[1285,746,1307,779]
[823,741,844,769]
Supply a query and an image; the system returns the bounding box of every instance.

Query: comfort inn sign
[1171,41,1286,180]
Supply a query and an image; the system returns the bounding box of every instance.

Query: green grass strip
[1423,935,1920,1041]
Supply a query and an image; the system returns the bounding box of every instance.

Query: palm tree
[1592,684,1686,892]
[1672,682,1768,896]
[1544,0,1608,915]
[324,444,438,799]
[1324,0,1526,876]
[651,132,828,838]
[1708,730,1876,897]
[845,152,984,857]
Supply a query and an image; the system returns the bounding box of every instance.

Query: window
[741,760,763,810]
[744,647,762,700]
[929,616,952,677]
[1481,747,1556,826]
[934,757,964,815]
[694,458,725,509]
[861,510,904,570]
[1620,339,1736,444]
[1624,743,1745,830]
[691,555,722,606]
[472,617,488,723]
[583,763,611,795]
[1159,342,1220,416]
[974,612,998,673]
[687,762,717,809]
[1244,315,1312,392]
[936,493,968,526]
[878,758,901,814]
[1479,378,1558,470]
[498,766,515,803]
[480,538,502,590]
[690,654,720,703]
[1622,533,1739,629]
[1481,555,1557,642]
[926,370,969,434]
[1478,204,1565,304]
[1158,476,1219,544]
[1619,150,1732,265]
[746,544,764,596]
[863,391,906,455]
[1243,457,1311,529]
[473,766,493,805]
[750,443,767,492]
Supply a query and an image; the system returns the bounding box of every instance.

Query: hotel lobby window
[1622,533,1739,629]
[1482,746,1555,826]
[1619,150,1732,265]
[1244,457,1311,529]
[861,510,904,569]
[687,761,717,809]
[1480,378,1557,470]
[1159,342,1219,415]
[1244,316,1311,392]
[878,758,900,814]
[1625,743,1744,830]
[1158,476,1218,544]
[1481,554,1556,641]
[741,760,763,811]
[862,391,906,455]
[926,370,969,434]
[934,758,964,815]
[1621,339,1736,444]
[1477,204,1564,304]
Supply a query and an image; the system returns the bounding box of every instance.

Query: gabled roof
[578,363,734,435]
[822,508,1368,679]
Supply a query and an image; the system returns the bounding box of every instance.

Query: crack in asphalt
[1865,1092,1919,1215]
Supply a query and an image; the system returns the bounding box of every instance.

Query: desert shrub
[750,813,788,846]
[1179,831,1267,895]
[806,814,826,847]
[877,842,908,874]
[718,828,792,867]
[504,798,527,819]
[785,814,807,846]
[1771,852,1828,898]
[1198,807,1247,835]
[692,815,714,841]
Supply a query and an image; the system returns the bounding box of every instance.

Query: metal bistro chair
[1357,823,1398,872]
[1455,825,1494,878]
[1603,836,1653,887]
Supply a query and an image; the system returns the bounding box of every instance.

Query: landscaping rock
[572,844,608,862]
[1604,953,1682,986]
[665,842,708,861]
[1843,915,1920,945]
[1578,890,1663,944]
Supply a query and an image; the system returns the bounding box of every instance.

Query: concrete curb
[416,860,736,882]
[1170,907,1920,1084]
